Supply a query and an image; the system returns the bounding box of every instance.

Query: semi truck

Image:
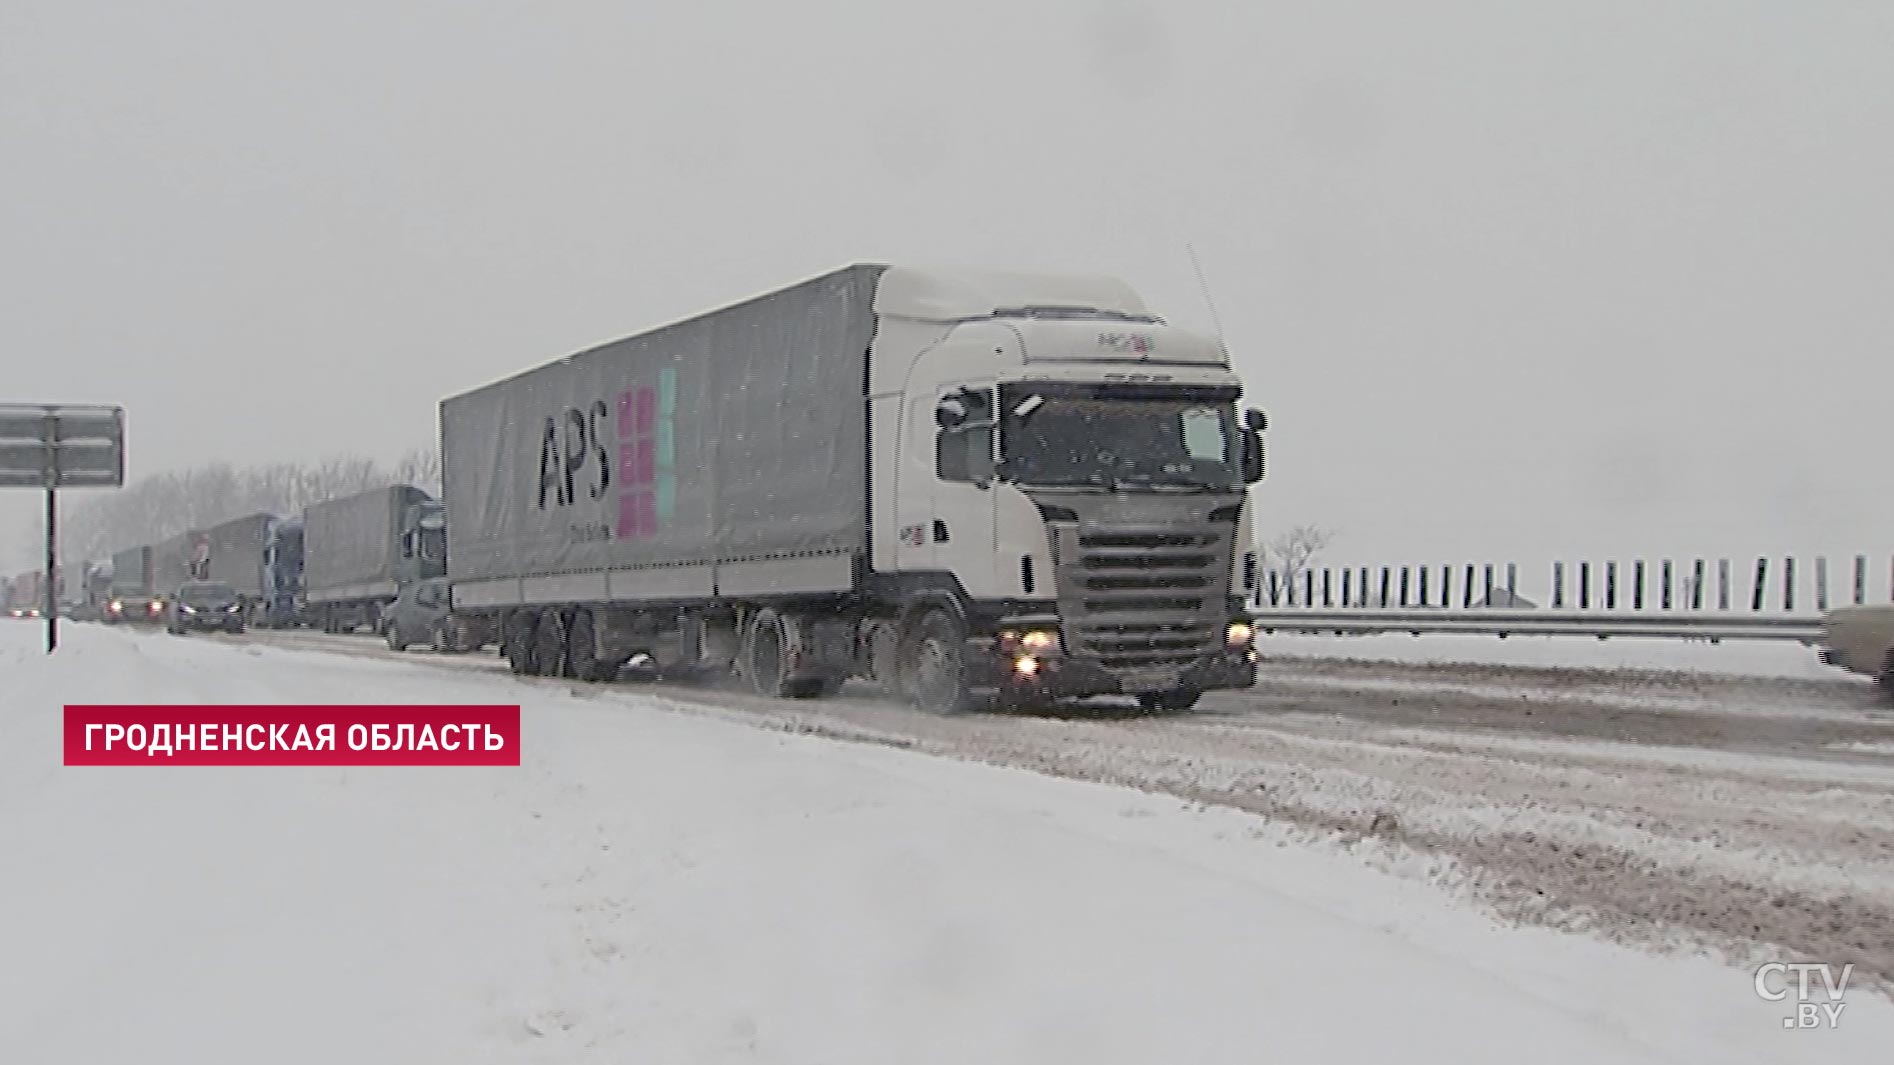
[204,512,277,623]
[4,571,46,619]
[257,516,306,628]
[302,485,445,633]
[106,545,164,624]
[439,263,1266,713]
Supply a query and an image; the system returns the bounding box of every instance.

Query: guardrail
[1247,608,1824,644]
[1247,551,1889,643]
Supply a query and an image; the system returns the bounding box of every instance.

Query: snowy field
[2,620,1889,1063]
[1257,630,1844,681]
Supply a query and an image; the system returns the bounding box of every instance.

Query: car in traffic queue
[383,576,491,654]
[1818,603,1894,699]
[166,580,247,635]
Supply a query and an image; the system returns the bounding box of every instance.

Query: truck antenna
[1185,242,1228,349]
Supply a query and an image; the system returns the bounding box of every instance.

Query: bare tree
[52,451,418,564]
[1265,523,1338,604]
[391,446,442,496]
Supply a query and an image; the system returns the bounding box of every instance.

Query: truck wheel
[1137,689,1202,713]
[533,611,570,678]
[1879,651,1894,700]
[745,611,794,697]
[504,612,538,674]
[906,610,976,715]
[433,619,468,655]
[568,610,611,682]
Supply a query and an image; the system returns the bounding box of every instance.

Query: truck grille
[1062,527,1228,670]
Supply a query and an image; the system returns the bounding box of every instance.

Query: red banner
[64,705,521,766]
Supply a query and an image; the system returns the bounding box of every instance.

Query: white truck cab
[863,267,1264,711]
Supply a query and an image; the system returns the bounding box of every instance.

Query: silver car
[1818,604,1894,698]
[384,577,490,654]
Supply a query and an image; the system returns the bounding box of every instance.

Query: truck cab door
[928,383,1001,596]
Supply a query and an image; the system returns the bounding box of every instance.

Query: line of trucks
[15,263,1277,712]
[14,485,448,635]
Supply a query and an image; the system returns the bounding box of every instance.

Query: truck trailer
[204,512,277,623]
[440,264,1266,713]
[302,486,445,633]
[151,530,210,597]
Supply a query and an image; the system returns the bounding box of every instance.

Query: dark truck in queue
[106,545,166,624]
[302,485,446,634]
[202,512,292,628]
[439,263,1266,713]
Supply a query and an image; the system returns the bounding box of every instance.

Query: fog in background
[4,0,1890,586]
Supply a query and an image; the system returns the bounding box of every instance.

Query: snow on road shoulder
[1258,630,1847,681]
[1,622,1887,1064]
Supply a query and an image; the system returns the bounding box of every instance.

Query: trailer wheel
[568,609,613,682]
[533,611,570,678]
[1879,650,1894,700]
[504,611,539,675]
[905,609,976,715]
[745,610,794,697]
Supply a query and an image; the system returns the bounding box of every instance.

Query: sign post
[0,404,126,653]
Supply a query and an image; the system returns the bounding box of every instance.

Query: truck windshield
[997,384,1243,492]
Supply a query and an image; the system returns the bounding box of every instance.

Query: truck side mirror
[1240,430,1265,484]
[1243,408,1267,432]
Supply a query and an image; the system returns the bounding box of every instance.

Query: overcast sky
[3,0,1890,591]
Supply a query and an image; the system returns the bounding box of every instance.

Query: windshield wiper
[1117,472,1238,493]
[1001,471,1113,491]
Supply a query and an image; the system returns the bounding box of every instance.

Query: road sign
[0,404,125,488]
[0,403,127,653]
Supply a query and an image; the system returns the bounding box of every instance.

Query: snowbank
[1258,629,1844,680]
[1,621,1886,1063]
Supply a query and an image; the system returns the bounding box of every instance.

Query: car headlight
[182,605,196,614]
[1019,630,1057,652]
[1227,621,1254,647]
[226,604,241,613]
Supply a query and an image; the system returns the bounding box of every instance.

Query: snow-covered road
[3,621,1890,1062]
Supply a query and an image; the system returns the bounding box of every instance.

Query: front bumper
[970,645,1257,698]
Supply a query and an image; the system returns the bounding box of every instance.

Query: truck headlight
[1000,629,1061,656]
[1227,622,1254,647]
[1014,655,1040,677]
